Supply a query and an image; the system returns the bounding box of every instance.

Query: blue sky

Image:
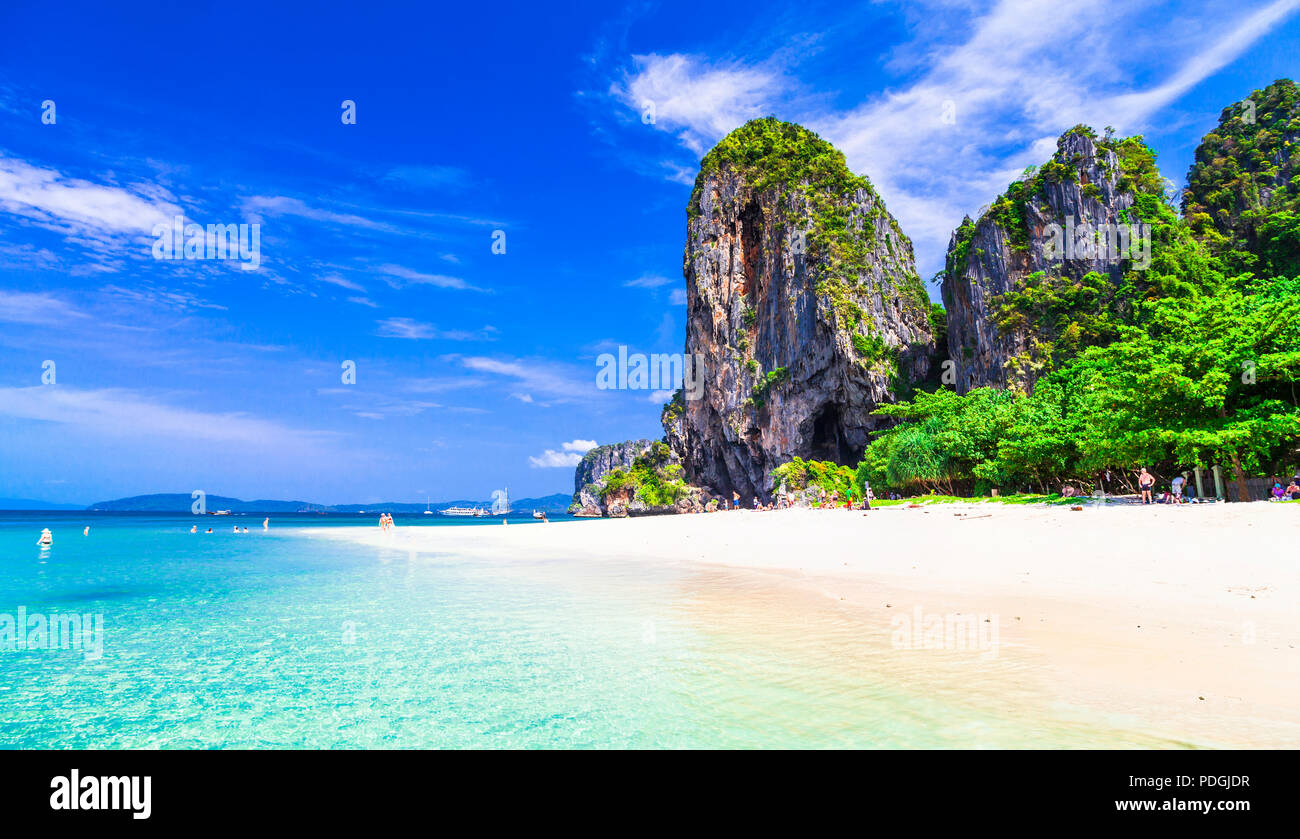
[1,0,1297,505]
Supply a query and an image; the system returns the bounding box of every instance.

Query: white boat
[37,528,53,547]
[532,510,546,519]
[424,496,433,515]
[441,505,487,517]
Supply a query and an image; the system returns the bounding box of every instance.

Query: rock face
[568,439,653,516]
[940,127,1152,394]
[676,118,934,504]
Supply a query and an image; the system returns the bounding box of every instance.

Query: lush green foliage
[770,457,857,498]
[749,366,790,408]
[598,442,689,507]
[1184,78,1299,278]
[868,98,1300,498]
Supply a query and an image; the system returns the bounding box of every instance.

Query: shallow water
[0,512,1183,748]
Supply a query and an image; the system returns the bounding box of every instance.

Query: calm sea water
[0,511,1183,748]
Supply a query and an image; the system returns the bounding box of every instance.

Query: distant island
[68,492,574,514]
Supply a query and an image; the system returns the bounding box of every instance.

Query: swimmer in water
[83,526,90,536]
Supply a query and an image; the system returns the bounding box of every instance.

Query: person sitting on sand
[1271,482,1286,501]
[1287,480,1300,500]
[1138,468,1155,504]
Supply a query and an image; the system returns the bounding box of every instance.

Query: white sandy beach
[316,501,1300,748]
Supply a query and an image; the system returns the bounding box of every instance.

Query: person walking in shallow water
[1138,468,1155,504]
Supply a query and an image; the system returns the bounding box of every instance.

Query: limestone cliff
[940,126,1164,394]
[675,118,935,503]
[568,439,704,517]
[1183,78,1299,279]
[568,439,653,516]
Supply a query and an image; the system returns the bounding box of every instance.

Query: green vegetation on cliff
[598,442,689,507]
[871,94,1300,501]
[770,457,857,499]
[1184,78,1300,278]
[690,117,928,325]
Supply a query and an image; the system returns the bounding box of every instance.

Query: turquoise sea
[0,511,1184,748]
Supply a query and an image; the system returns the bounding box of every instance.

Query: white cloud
[0,385,336,447]
[242,195,386,230]
[669,288,688,305]
[0,155,180,240]
[528,449,584,468]
[0,290,88,325]
[459,355,595,402]
[318,273,365,292]
[529,440,595,466]
[377,263,481,291]
[376,318,496,341]
[611,53,784,154]
[624,274,674,289]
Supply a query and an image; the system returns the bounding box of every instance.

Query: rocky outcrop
[568,440,653,516]
[568,439,707,517]
[1183,78,1298,278]
[940,127,1159,394]
[675,118,935,505]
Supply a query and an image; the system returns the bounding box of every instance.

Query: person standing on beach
[1138,468,1155,504]
[1169,474,1184,504]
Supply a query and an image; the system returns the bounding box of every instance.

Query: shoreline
[309,502,1300,748]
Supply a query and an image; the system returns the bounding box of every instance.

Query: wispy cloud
[377,263,482,292]
[242,195,388,230]
[458,355,595,403]
[624,273,674,289]
[0,290,89,325]
[380,164,473,192]
[0,385,336,447]
[376,317,498,341]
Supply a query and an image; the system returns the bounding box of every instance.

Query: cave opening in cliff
[739,200,762,309]
[809,405,853,465]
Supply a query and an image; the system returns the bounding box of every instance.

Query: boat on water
[532,510,546,519]
[212,510,232,516]
[441,505,488,517]
[424,496,433,515]
[37,528,53,547]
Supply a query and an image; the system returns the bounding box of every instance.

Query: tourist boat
[441,505,487,517]
[37,528,53,547]
[532,510,546,519]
